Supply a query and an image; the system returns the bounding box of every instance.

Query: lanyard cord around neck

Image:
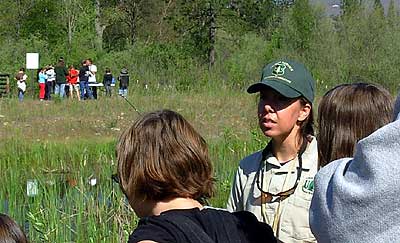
[260,136,308,232]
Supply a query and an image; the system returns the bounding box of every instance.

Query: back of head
[117,110,214,205]
[0,214,27,243]
[317,83,393,167]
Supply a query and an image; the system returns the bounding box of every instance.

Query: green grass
[0,87,264,242]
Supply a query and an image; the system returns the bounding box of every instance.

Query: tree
[278,0,317,53]
[387,0,398,27]
[61,0,82,55]
[341,0,362,15]
[373,0,384,17]
[20,0,65,46]
[170,0,228,68]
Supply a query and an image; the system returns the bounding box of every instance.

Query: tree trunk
[208,4,216,69]
[95,0,104,51]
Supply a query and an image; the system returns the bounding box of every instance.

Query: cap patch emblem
[271,61,293,76]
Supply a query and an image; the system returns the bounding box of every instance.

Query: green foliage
[227,0,278,35]
[21,0,65,45]
[342,0,362,15]
[0,0,400,96]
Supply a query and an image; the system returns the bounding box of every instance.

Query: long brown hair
[117,110,214,205]
[317,83,393,167]
[0,214,27,243]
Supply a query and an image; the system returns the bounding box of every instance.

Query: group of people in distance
[3,58,400,242]
[15,58,130,102]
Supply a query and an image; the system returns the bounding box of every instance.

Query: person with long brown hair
[310,83,396,242]
[0,213,27,243]
[116,109,276,243]
[317,83,393,168]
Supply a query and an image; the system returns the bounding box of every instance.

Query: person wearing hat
[118,67,129,98]
[227,59,317,242]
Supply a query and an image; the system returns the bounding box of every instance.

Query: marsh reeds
[0,88,262,242]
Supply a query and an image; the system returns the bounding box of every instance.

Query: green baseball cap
[247,59,316,103]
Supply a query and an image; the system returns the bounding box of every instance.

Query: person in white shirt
[87,58,98,99]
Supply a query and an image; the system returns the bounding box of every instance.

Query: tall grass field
[0,86,266,242]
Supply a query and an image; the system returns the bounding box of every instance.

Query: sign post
[26,53,39,98]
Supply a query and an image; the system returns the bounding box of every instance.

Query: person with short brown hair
[317,82,393,168]
[0,213,27,243]
[117,109,276,243]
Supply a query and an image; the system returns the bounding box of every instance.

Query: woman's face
[258,88,309,140]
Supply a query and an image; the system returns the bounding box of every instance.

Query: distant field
[0,87,264,242]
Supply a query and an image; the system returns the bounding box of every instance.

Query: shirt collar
[264,136,317,171]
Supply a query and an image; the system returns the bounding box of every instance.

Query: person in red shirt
[67,64,80,100]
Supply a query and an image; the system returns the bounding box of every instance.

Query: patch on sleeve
[302,177,314,194]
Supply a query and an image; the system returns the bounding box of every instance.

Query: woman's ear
[298,103,311,122]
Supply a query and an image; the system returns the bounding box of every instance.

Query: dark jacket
[79,66,89,82]
[55,65,68,84]
[118,69,129,89]
[103,73,113,85]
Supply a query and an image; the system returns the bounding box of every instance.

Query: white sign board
[26,53,39,69]
[26,179,38,197]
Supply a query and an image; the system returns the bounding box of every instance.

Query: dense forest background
[0,0,399,93]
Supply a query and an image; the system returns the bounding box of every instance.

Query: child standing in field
[103,68,113,97]
[15,68,27,102]
[227,59,318,242]
[38,67,47,101]
[116,109,276,243]
[67,64,80,100]
[45,65,56,100]
[118,68,129,97]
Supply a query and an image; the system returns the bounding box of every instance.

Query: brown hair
[0,214,27,243]
[317,83,393,167]
[117,110,214,205]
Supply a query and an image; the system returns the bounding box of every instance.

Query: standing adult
[45,65,56,100]
[118,67,129,97]
[227,59,318,242]
[54,58,68,98]
[87,58,98,99]
[79,60,93,100]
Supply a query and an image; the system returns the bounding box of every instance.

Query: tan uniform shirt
[227,137,318,243]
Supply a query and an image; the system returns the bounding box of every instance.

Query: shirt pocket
[279,190,315,241]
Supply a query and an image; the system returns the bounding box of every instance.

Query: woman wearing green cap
[227,60,317,242]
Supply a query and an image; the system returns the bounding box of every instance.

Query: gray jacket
[310,94,400,242]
